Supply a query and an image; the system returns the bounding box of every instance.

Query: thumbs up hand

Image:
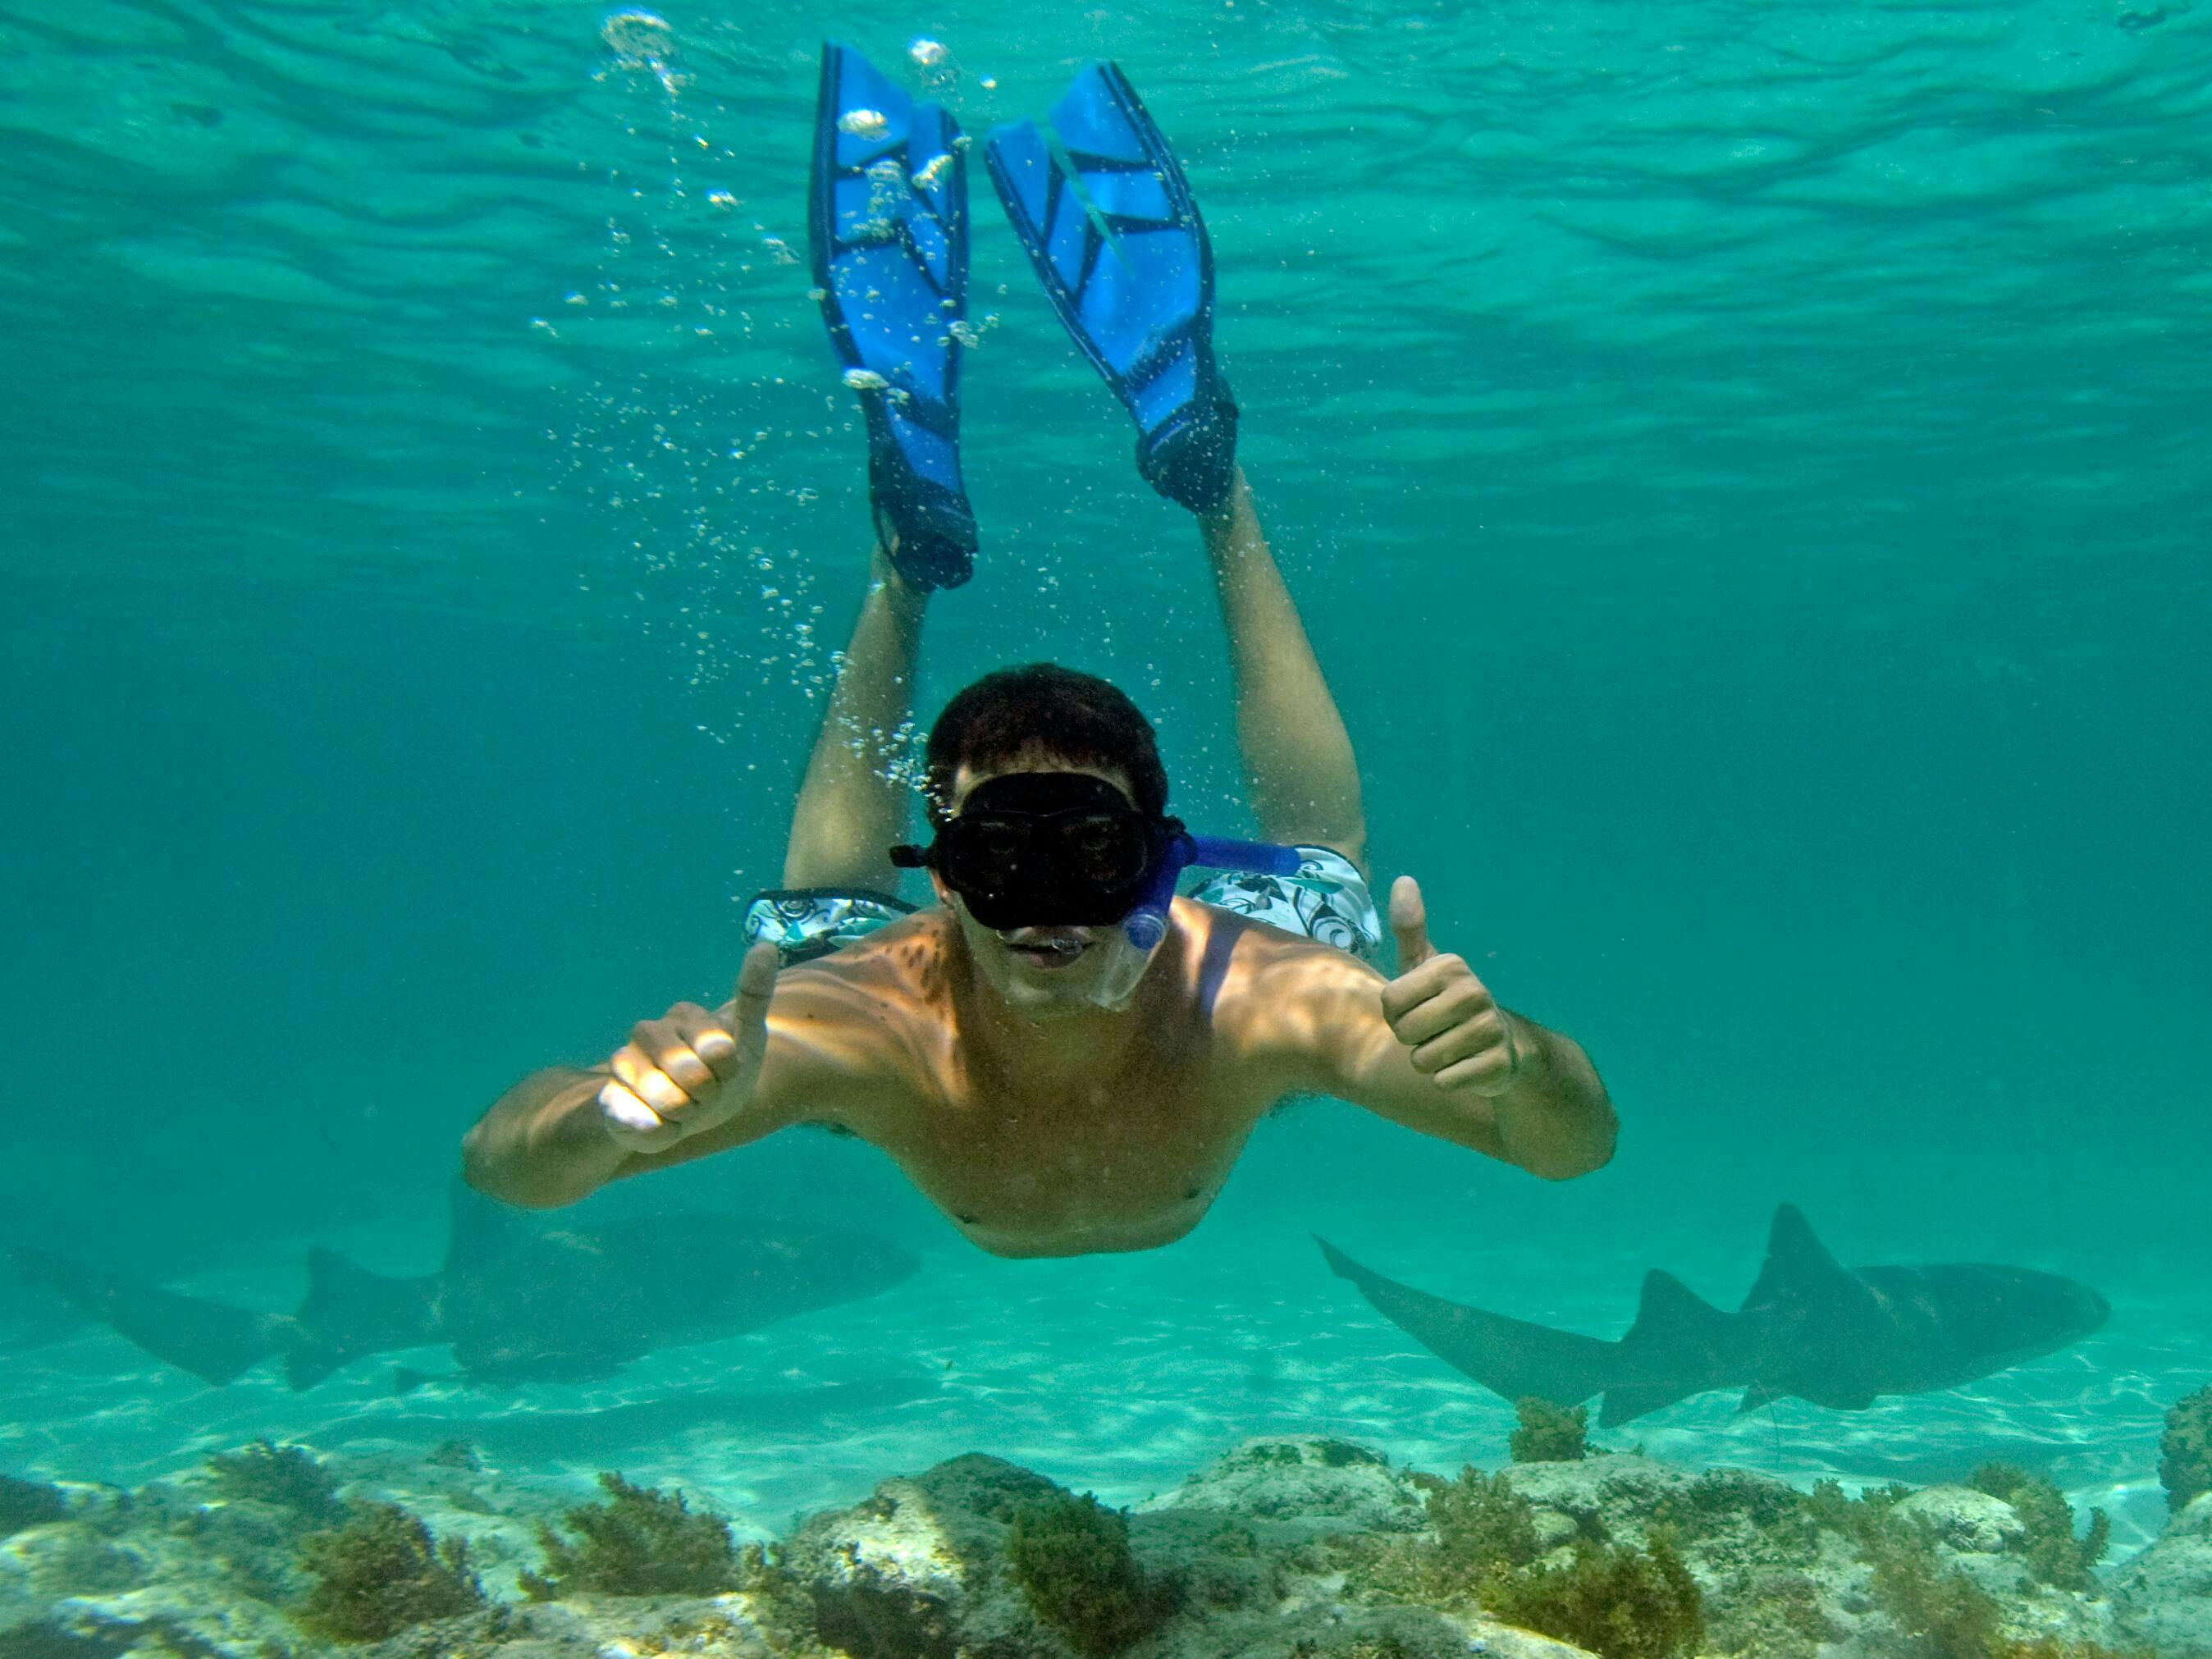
[1379,875,1518,1096]
[598,942,781,1152]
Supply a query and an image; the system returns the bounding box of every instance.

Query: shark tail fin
[286,1247,441,1392]
[1600,1268,1744,1428]
[7,1245,283,1387]
[1315,1236,1617,1408]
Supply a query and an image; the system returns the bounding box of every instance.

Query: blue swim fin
[985,64,1238,513]
[809,43,978,591]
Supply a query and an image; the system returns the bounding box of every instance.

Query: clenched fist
[1380,875,1519,1095]
[598,942,780,1152]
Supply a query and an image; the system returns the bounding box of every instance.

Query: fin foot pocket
[810,43,978,590]
[985,62,1238,513]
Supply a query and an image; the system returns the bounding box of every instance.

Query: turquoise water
[4,0,2210,1603]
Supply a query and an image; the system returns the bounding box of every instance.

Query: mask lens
[922,772,1172,930]
[1054,811,1151,886]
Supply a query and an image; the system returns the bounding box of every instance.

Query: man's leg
[781,547,927,894]
[1198,471,1368,873]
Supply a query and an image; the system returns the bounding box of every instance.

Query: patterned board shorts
[741,847,1382,967]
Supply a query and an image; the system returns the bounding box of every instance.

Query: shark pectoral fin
[287,1247,442,1390]
[1734,1384,1779,1416]
[1314,1236,1616,1408]
[7,1246,281,1387]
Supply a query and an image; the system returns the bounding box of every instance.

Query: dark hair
[925,664,1168,820]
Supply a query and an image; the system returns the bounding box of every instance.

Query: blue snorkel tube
[1120,833,1305,954]
[1088,831,1304,1010]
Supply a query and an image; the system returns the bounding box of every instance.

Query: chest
[883,1023,1264,1243]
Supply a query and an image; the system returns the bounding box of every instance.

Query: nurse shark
[11,1185,921,1391]
[1319,1204,2108,1427]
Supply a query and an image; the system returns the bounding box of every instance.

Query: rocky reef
[3,1410,2210,1659]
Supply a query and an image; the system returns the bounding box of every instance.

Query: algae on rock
[2163,1385,2212,1514]
[208,1438,345,1525]
[1006,1491,1182,1657]
[519,1471,738,1600]
[296,1501,487,1642]
[1967,1464,2109,1593]
[1483,1529,1703,1659]
[1510,1400,1590,1465]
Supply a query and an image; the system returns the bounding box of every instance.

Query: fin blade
[808,42,975,590]
[983,62,1235,510]
[1315,1236,1616,1408]
[8,1246,278,1387]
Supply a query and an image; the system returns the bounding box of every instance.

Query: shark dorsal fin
[1602,1269,1741,1428]
[445,1179,535,1273]
[1739,1204,1855,1315]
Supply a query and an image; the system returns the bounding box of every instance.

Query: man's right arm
[461,1064,628,1209]
[463,942,832,1209]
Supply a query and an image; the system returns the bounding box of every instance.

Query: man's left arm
[1287,875,1616,1180]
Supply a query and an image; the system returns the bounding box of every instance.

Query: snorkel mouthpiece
[1095,834,1305,1010]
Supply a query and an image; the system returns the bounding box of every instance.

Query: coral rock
[1892,1485,2028,1555]
[1146,1435,1428,1537]
[2113,1491,2212,1657]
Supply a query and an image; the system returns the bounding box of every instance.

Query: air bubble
[601,9,672,60]
[909,38,948,68]
[841,368,890,392]
[839,107,889,140]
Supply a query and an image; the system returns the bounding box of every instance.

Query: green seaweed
[1702,1567,1839,1659]
[520,1472,738,1599]
[1967,1464,2109,1593]
[1315,1439,1387,1469]
[296,1501,485,1642]
[1865,1513,2007,1659]
[1508,1398,1589,1464]
[1483,1528,1704,1659]
[1650,1468,1820,1567]
[2160,1384,2212,1514]
[1333,1466,1544,1608]
[207,1438,345,1524]
[1803,1476,1910,1547]
[1004,1491,1181,1657]
[0,1474,67,1538]
[1428,1467,1542,1581]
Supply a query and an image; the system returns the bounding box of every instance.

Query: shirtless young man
[460,50,1614,1255]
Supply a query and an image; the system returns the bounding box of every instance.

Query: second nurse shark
[12,1185,919,1391]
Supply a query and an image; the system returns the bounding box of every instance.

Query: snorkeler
[462,48,1614,1256]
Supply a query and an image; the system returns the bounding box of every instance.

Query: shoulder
[1177,900,1386,1058]
[755,910,957,1118]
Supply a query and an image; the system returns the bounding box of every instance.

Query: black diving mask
[889,771,1181,930]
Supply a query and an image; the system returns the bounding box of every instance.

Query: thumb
[1389,875,1434,973]
[730,941,779,1058]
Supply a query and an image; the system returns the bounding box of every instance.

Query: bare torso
[764,898,1328,1257]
